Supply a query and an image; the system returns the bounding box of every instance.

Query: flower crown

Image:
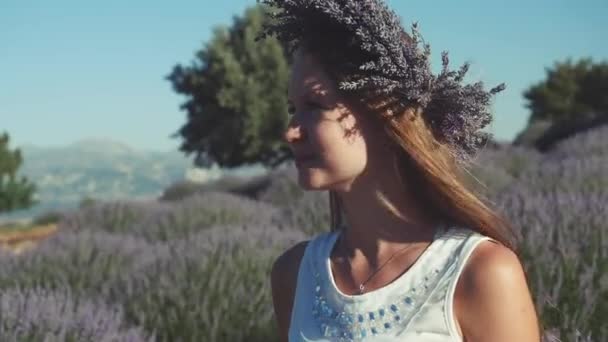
[256,0,505,165]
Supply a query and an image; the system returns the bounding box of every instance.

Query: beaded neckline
[325,223,447,303]
[310,224,451,341]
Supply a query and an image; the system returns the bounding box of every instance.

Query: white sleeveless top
[288,225,495,342]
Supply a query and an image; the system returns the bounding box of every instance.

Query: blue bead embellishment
[310,242,445,341]
[345,314,354,324]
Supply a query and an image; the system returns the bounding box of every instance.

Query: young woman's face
[285,50,369,191]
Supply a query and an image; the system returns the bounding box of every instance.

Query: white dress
[288,224,495,341]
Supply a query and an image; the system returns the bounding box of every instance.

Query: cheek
[296,126,367,190]
[333,139,368,173]
[314,123,368,173]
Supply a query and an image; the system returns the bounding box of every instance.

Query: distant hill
[1,139,266,222]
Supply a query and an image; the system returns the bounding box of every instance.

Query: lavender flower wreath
[256,0,506,165]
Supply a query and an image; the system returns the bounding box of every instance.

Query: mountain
[1,139,266,222]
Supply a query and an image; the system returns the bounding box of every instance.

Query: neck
[333,155,442,265]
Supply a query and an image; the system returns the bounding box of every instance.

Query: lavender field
[1,125,606,342]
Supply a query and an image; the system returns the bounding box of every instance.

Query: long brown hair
[329,104,519,253]
[302,29,518,252]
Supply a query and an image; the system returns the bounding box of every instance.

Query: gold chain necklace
[335,235,421,295]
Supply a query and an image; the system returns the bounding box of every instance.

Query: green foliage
[158,180,203,201]
[516,58,608,151]
[0,132,37,213]
[532,116,608,152]
[160,174,273,202]
[32,210,64,225]
[524,58,608,124]
[79,196,98,209]
[167,5,291,168]
[513,119,553,147]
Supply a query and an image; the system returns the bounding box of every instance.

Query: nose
[284,121,305,144]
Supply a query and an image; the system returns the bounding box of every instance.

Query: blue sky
[2,0,607,152]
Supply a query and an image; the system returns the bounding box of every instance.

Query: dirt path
[0,224,58,255]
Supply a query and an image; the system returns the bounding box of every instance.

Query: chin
[296,168,352,192]
[296,174,325,190]
[294,167,325,190]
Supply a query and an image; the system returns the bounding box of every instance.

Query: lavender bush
[4,124,605,341]
[467,161,516,196]
[1,217,305,341]
[472,143,543,179]
[167,223,307,254]
[546,124,608,161]
[60,192,281,242]
[106,226,304,342]
[59,200,148,234]
[129,192,281,242]
[497,187,607,340]
[0,286,153,341]
[517,155,608,193]
[0,230,165,296]
[274,189,331,236]
[258,163,304,206]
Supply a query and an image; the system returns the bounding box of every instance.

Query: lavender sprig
[257,0,505,164]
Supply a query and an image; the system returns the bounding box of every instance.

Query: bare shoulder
[270,240,309,342]
[455,239,541,342]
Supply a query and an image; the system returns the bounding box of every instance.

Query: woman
[257,1,541,341]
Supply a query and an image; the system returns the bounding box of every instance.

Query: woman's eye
[287,106,296,116]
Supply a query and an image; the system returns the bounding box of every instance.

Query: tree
[515,58,608,150]
[167,5,291,168]
[523,58,608,124]
[0,132,37,213]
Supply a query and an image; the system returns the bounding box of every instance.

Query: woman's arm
[456,241,541,342]
[270,241,308,342]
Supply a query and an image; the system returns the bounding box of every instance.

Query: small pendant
[359,284,365,294]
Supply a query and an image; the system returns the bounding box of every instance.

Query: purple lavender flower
[257,0,505,164]
[0,286,153,341]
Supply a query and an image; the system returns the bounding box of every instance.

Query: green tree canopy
[0,132,37,213]
[167,5,290,168]
[515,58,608,149]
[523,58,608,124]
